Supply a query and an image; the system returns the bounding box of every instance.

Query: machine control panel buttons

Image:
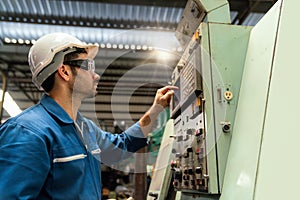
[186,128,195,135]
[195,128,203,136]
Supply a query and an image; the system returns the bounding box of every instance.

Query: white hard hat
[28,32,99,90]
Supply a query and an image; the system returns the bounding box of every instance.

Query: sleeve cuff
[125,122,145,138]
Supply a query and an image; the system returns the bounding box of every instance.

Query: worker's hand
[127,197,134,200]
[151,85,178,113]
[139,85,178,131]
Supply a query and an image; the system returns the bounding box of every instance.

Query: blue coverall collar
[39,94,74,124]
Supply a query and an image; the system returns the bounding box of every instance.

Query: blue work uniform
[0,94,148,199]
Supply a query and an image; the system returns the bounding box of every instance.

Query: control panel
[148,0,252,198]
[170,31,202,119]
[171,98,208,193]
[169,21,252,196]
[169,30,208,193]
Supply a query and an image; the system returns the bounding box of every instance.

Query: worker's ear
[57,64,71,81]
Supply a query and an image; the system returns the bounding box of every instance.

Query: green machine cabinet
[200,23,252,194]
[149,0,298,200]
[168,0,252,197]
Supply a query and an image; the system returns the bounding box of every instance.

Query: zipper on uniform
[73,121,101,199]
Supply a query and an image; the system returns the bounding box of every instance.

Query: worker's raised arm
[139,85,178,136]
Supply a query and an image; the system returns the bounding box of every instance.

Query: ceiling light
[0,90,22,117]
[106,43,112,48]
[177,47,183,52]
[153,50,176,63]
[4,37,11,43]
[142,45,148,50]
[18,39,24,44]
[136,45,141,50]
[130,45,135,50]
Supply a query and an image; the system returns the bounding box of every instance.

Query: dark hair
[41,48,87,92]
[64,48,87,61]
[41,72,56,93]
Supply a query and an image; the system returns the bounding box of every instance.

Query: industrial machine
[168,0,252,196]
[148,0,251,198]
[148,0,299,199]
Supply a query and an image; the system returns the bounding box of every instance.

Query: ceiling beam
[62,0,188,8]
[0,12,178,30]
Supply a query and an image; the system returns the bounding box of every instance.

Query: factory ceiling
[0,0,277,131]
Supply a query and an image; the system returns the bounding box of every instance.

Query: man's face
[70,53,100,99]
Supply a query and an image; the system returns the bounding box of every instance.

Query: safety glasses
[63,59,95,72]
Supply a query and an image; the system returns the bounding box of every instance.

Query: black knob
[195,167,202,174]
[174,171,182,181]
[183,169,188,174]
[195,128,203,136]
[187,147,193,153]
[148,192,158,200]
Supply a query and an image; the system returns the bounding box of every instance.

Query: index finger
[159,85,179,94]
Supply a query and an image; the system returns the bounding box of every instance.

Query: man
[0,32,176,199]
